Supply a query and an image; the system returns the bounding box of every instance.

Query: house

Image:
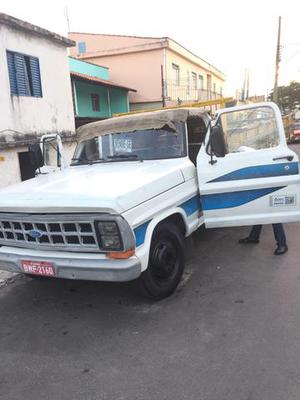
[68,33,226,111]
[0,13,76,187]
[69,57,136,128]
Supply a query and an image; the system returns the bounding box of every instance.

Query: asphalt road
[1,145,300,400]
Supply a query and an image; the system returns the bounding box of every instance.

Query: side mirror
[210,125,227,158]
[28,143,44,171]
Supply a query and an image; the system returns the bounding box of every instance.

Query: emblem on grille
[28,229,43,239]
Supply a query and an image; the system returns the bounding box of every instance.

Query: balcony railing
[164,81,222,104]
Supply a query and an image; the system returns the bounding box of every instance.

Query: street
[1,146,300,400]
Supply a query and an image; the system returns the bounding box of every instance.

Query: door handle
[273,155,294,161]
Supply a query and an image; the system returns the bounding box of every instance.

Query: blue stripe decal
[202,186,285,210]
[209,162,299,183]
[180,195,202,216]
[133,195,202,247]
[134,220,151,247]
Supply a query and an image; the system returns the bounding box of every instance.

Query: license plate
[21,260,55,277]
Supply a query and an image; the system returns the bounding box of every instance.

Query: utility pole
[241,69,249,101]
[161,65,166,107]
[273,16,281,104]
[245,69,250,100]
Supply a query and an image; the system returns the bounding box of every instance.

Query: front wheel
[140,222,185,300]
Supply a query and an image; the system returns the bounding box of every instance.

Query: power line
[282,49,300,65]
[283,42,300,47]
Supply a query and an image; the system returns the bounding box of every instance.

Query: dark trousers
[249,224,287,246]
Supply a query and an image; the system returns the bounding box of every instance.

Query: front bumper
[0,246,141,282]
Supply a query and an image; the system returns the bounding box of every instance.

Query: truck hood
[0,160,186,214]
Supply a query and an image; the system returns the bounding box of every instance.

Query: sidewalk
[0,270,19,287]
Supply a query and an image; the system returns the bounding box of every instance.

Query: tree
[268,81,300,113]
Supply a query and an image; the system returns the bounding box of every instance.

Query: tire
[140,222,185,300]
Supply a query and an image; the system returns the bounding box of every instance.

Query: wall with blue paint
[69,57,109,80]
[109,87,129,114]
[73,80,129,118]
[74,80,110,118]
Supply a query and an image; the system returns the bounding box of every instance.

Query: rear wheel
[140,222,185,300]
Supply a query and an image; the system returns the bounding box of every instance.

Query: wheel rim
[151,238,179,285]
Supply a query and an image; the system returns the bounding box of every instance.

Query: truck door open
[196,102,300,228]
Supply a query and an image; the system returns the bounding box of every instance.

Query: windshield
[71,122,186,165]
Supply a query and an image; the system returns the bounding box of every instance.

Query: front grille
[0,214,99,252]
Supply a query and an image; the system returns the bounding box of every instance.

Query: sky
[1,0,300,97]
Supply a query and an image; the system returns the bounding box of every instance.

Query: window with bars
[187,71,190,95]
[191,72,197,90]
[172,63,180,85]
[198,75,204,90]
[6,50,42,97]
[91,93,100,111]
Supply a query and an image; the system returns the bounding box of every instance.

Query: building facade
[0,13,75,188]
[68,33,226,110]
[69,57,136,127]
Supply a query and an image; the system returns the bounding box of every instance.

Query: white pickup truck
[1,102,300,299]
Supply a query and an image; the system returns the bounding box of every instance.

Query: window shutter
[14,53,28,96]
[29,56,42,97]
[6,51,18,95]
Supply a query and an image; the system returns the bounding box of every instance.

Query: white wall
[0,148,22,188]
[0,23,75,136]
[0,142,77,189]
[0,23,75,187]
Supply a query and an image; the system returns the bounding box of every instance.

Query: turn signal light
[107,249,135,259]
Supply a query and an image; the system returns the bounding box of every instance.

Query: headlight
[101,235,122,250]
[96,221,122,251]
[95,217,135,253]
[98,221,119,236]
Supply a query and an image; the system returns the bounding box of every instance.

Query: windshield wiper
[71,157,105,166]
[71,157,88,162]
[107,154,141,161]
[71,154,142,166]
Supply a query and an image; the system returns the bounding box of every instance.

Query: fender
[135,206,202,272]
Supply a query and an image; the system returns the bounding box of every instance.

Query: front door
[197,102,300,228]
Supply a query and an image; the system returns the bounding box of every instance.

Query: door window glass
[220,106,280,153]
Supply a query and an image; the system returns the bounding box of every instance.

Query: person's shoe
[274,245,288,255]
[238,237,259,244]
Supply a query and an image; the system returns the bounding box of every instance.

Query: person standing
[239,224,288,255]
